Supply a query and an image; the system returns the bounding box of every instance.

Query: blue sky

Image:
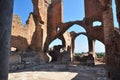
[13,0,118,53]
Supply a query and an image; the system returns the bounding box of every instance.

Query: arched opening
[112,0,119,28]
[67,24,87,54]
[75,35,88,53]
[95,40,105,58]
[13,0,33,25]
[95,40,105,53]
[48,38,62,62]
[63,0,84,22]
[93,21,102,27]
[49,38,62,49]
[68,24,86,33]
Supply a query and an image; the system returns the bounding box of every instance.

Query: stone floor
[9,63,109,80]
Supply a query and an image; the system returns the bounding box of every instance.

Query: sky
[13,0,118,53]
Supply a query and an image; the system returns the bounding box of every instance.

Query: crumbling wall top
[84,0,102,18]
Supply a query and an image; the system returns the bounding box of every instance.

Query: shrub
[96,52,105,58]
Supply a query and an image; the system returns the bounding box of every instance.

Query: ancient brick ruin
[0,0,120,80]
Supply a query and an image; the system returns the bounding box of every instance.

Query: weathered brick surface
[10,0,120,79]
[11,14,35,51]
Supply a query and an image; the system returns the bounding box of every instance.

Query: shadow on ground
[9,63,109,80]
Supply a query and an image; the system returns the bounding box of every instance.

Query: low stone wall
[74,53,95,66]
[9,54,21,65]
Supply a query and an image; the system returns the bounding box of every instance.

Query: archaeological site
[0,0,120,80]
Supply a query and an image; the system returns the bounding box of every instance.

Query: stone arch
[49,38,62,49]
[68,24,86,33]
[67,24,87,54]
[75,34,88,53]
[48,38,63,62]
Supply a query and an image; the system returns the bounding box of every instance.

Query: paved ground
[9,63,109,80]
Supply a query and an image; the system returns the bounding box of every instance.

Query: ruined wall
[11,14,36,51]
[61,31,72,62]
[62,32,71,50]
[84,0,120,79]
[31,0,51,51]
[83,0,104,51]
[11,0,65,63]
[49,31,73,62]
[9,0,120,79]
[11,0,105,63]
[10,0,52,64]
[43,0,63,52]
[11,0,52,52]
[47,0,63,37]
[89,26,104,43]
[84,0,102,19]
